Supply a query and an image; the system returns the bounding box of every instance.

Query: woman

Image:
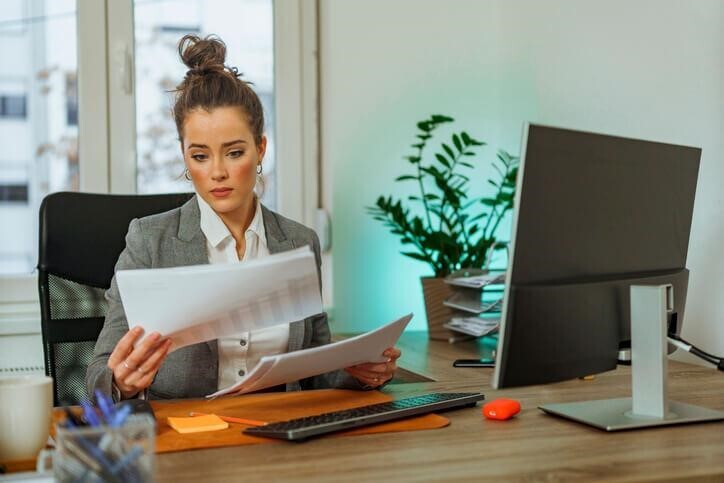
[86,34,401,401]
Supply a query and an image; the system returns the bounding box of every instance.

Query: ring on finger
[123,360,136,370]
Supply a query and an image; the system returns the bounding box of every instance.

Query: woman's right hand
[107,326,172,400]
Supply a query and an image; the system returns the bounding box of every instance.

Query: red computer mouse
[482,398,521,420]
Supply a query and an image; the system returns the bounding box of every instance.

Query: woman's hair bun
[178,34,227,71]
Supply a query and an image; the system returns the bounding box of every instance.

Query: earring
[256,163,263,175]
[184,169,192,181]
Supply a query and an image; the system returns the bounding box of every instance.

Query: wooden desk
[156,331,724,482]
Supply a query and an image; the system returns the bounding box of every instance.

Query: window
[133,0,277,209]
[0,0,318,308]
[0,0,78,276]
[65,73,78,126]
[0,184,28,202]
[0,94,27,118]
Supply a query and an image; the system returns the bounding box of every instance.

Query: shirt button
[238,369,245,377]
[239,339,247,347]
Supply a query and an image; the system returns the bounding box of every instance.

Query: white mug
[0,375,53,461]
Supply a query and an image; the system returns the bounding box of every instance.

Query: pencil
[188,411,267,427]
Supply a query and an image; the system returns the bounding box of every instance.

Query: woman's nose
[210,159,228,181]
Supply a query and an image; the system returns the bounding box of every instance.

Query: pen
[110,404,132,428]
[95,390,116,424]
[81,401,102,427]
[188,412,267,427]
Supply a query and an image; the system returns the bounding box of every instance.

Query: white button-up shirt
[197,195,290,391]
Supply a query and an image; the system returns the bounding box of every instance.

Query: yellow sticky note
[167,414,229,434]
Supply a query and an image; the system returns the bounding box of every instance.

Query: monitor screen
[493,124,701,389]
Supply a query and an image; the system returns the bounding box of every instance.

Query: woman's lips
[210,188,233,198]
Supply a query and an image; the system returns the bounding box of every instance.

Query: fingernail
[133,327,142,333]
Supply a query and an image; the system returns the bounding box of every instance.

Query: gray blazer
[86,196,362,401]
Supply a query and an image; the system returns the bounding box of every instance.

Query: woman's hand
[344,347,401,388]
[107,326,172,400]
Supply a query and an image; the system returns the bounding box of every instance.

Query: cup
[54,414,156,483]
[0,375,53,461]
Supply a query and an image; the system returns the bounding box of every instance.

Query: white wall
[320,0,724,358]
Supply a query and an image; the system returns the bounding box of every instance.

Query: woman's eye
[191,154,206,161]
[228,150,244,159]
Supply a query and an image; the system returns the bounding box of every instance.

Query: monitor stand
[539,284,724,431]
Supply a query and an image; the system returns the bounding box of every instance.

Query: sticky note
[167,414,229,434]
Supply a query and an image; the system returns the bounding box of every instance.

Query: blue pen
[110,404,132,428]
[81,400,102,427]
[95,390,116,424]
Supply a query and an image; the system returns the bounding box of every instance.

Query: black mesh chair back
[38,191,193,406]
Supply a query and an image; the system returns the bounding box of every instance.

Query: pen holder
[53,414,156,483]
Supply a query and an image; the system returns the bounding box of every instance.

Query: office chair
[37,191,193,406]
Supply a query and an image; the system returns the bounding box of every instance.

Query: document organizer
[442,269,504,343]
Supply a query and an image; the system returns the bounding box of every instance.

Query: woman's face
[182,106,266,217]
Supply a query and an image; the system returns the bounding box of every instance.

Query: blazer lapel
[261,205,306,353]
[262,205,295,254]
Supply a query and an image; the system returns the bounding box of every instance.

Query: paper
[445,272,505,289]
[207,313,413,398]
[116,247,322,351]
[444,317,499,338]
[443,294,503,314]
[167,414,229,434]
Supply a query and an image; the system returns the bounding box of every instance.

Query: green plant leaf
[435,153,451,168]
[461,131,472,146]
[395,175,419,182]
[460,162,474,169]
[442,143,455,160]
[401,251,430,262]
[452,134,462,153]
[417,121,432,132]
[431,114,454,123]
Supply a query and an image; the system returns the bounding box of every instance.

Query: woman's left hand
[345,347,401,388]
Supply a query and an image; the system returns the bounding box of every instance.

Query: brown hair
[173,34,264,145]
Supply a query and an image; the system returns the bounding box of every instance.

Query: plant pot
[420,276,457,341]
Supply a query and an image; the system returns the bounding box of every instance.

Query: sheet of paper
[206,313,414,398]
[445,272,506,289]
[444,316,499,338]
[116,247,322,351]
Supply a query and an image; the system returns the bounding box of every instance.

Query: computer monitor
[493,124,701,390]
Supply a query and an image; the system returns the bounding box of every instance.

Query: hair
[173,34,264,145]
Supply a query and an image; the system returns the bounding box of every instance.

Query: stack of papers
[444,317,500,338]
[116,247,322,350]
[445,272,506,289]
[443,294,503,314]
[207,314,413,398]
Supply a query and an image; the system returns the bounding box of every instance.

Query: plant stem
[415,144,434,233]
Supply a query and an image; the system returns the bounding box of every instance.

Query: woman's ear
[257,135,267,161]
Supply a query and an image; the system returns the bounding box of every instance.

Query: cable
[667,335,723,369]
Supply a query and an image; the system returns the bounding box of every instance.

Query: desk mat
[151,389,449,453]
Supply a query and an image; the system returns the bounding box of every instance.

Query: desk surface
[156,331,724,482]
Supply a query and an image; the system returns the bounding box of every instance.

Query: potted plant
[367,114,518,340]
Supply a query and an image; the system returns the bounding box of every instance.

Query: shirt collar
[196,194,265,248]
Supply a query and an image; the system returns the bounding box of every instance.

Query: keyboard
[243,392,485,441]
